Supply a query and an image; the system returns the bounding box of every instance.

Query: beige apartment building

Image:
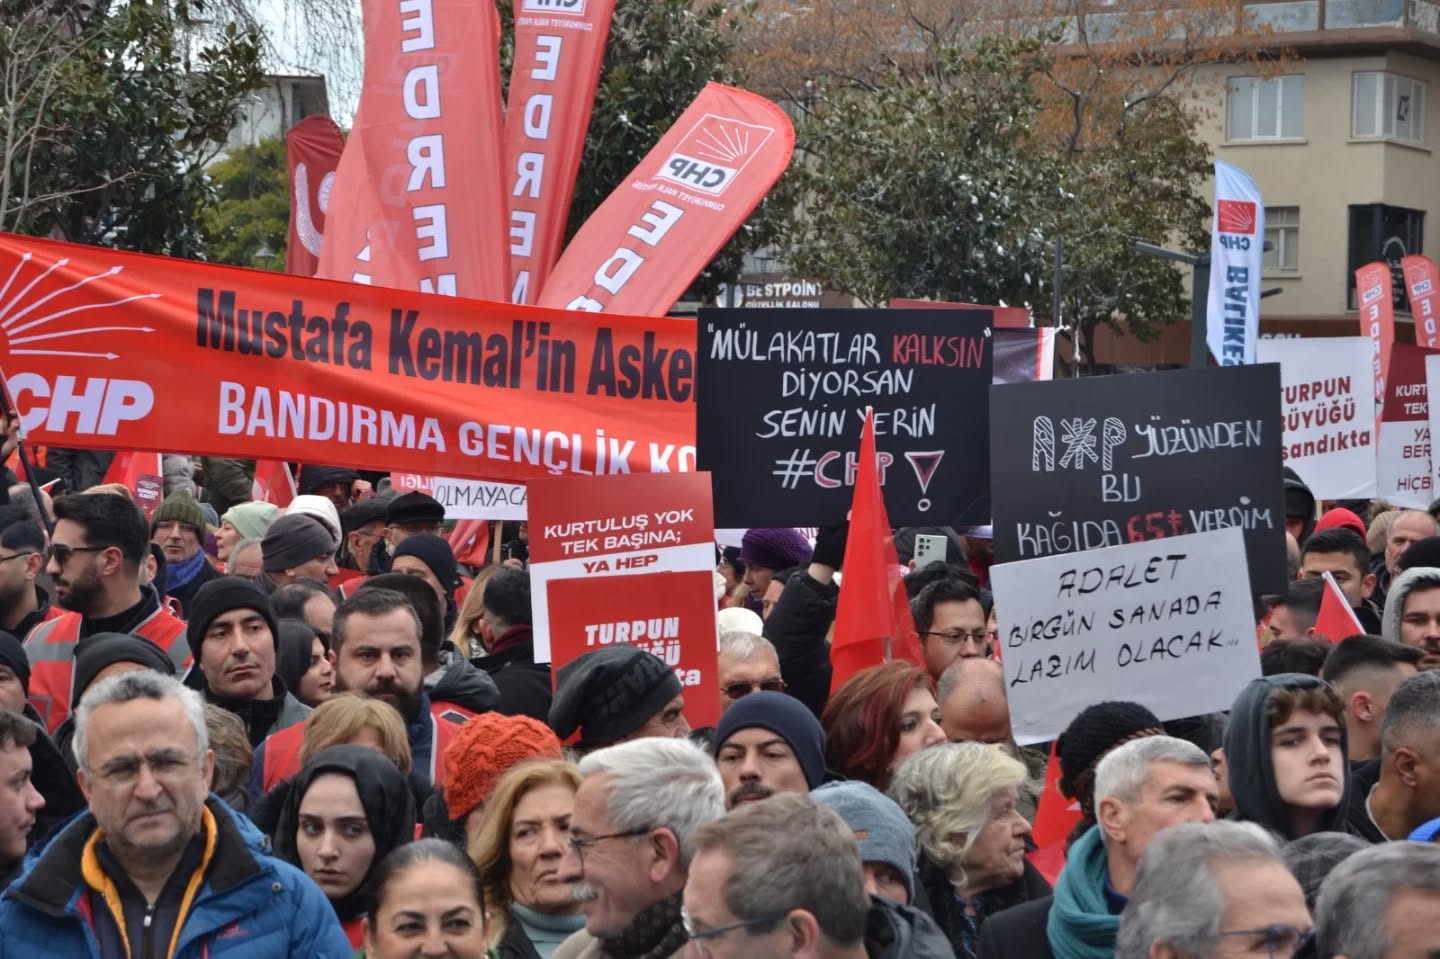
[1093,0,1440,365]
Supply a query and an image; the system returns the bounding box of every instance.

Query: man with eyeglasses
[552,737,725,959]
[1115,821,1311,959]
[910,578,991,682]
[717,631,785,711]
[0,669,353,956]
[1316,842,1440,959]
[23,493,189,735]
[713,691,826,809]
[0,507,63,641]
[683,793,950,959]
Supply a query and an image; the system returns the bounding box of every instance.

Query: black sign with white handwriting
[989,365,1286,595]
[696,308,994,527]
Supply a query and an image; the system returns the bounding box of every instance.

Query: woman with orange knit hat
[441,711,565,846]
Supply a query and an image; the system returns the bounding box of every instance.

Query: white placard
[430,477,527,520]
[989,527,1260,745]
[1257,337,1375,499]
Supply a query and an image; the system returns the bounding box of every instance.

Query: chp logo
[519,0,586,14]
[1217,199,1257,236]
[656,114,777,197]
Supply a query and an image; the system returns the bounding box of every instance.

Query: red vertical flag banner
[1403,255,1440,349]
[1026,741,1082,885]
[251,459,296,507]
[284,116,346,277]
[829,409,923,692]
[1357,261,1396,438]
[537,82,794,316]
[102,451,164,516]
[1314,571,1364,644]
[505,0,616,305]
[318,0,512,300]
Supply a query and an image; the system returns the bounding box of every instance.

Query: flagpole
[13,439,53,539]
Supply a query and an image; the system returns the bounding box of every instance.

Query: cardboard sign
[696,308,993,527]
[1257,337,1375,499]
[431,477,528,520]
[547,570,720,729]
[990,365,1286,596]
[1379,344,1439,509]
[989,528,1261,745]
[528,472,716,663]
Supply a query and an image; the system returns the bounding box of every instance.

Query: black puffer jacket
[762,572,837,718]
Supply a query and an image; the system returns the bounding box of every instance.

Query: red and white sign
[1377,343,1438,508]
[537,83,793,316]
[318,0,512,301]
[528,471,715,662]
[284,115,345,277]
[1404,255,1440,350]
[1358,261,1396,436]
[505,0,615,304]
[102,451,163,516]
[1216,199,1257,235]
[547,569,720,729]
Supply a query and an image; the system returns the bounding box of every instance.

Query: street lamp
[1134,240,1277,369]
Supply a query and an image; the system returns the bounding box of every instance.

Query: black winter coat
[761,572,837,718]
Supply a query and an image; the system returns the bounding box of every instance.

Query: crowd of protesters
[0,451,1436,958]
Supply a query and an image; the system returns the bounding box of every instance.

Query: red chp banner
[1403,255,1440,349]
[548,570,721,730]
[318,0,511,300]
[285,115,345,277]
[0,232,695,481]
[506,0,616,305]
[537,82,794,316]
[1357,261,1396,432]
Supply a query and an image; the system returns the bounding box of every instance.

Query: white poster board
[430,477,528,520]
[988,527,1261,745]
[1257,337,1375,499]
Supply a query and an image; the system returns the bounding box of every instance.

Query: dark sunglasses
[45,544,108,565]
[721,679,786,700]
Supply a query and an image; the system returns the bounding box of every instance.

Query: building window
[1227,75,1304,141]
[1353,72,1426,144]
[1264,208,1300,272]
[1347,204,1424,310]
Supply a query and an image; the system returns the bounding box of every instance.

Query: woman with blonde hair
[449,565,498,658]
[299,691,412,773]
[468,760,585,959]
[889,741,1050,958]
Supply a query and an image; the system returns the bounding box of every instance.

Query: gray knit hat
[549,644,681,746]
[261,513,336,573]
[811,780,917,901]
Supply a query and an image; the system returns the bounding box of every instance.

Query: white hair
[225,537,264,574]
[73,669,208,768]
[718,630,777,662]
[578,737,725,865]
[1317,842,1440,959]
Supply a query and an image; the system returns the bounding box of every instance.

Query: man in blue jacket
[0,669,352,958]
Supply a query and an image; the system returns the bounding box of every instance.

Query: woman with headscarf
[272,744,417,948]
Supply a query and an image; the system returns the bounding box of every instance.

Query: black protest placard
[696,308,993,527]
[990,364,1286,595]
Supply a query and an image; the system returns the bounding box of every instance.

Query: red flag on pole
[251,460,297,508]
[1403,255,1440,350]
[1358,261,1396,440]
[829,409,923,692]
[1026,741,1082,885]
[1314,571,1364,644]
[448,519,491,568]
[284,115,345,277]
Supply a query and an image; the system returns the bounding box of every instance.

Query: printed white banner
[989,527,1260,745]
[1257,337,1375,499]
[1207,160,1265,366]
[430,477,528,520]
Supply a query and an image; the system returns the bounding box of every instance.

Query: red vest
[260,698,474,792]
[25,605,190,734]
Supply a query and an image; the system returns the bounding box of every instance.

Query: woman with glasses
[469,759,586,959]
[364,838,490,959]
[821,661,946,791]
[272,744,418,949]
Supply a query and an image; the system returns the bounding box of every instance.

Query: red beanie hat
[443,712,564,820]
[1315,508,1367,540]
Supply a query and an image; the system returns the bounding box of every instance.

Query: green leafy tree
[1,1,264,255]
[201,138,290,270]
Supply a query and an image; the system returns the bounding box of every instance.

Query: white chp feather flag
[1207,160,1265,366]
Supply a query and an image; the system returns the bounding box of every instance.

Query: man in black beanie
[50,632,178,773]
[296,465,363,511]
[549,644,688,753]
[713,690,826,808]
[390,532,461,633]
[185,577,310,746]
[255,513,338,595]
[0,632,85,842]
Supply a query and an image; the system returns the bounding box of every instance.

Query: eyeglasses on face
[922,630,989,647]
[566,827,651,868]
[0,551,38,565]
[45,544,108,565]
[682,907,784,953]
[1218,925,1314,958]
[720,679,786,700]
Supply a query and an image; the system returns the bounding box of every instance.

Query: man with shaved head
[936,656,1044,819]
